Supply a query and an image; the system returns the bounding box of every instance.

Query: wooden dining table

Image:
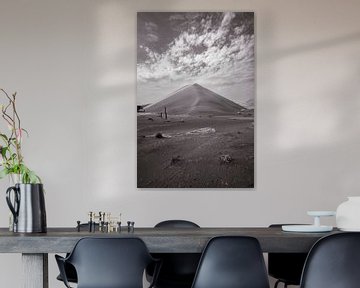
[0,226,339,288]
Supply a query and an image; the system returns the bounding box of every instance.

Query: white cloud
[144,21,159,43]
[146,33,159,42]
[221,12,236,27]
[137,13,254,105]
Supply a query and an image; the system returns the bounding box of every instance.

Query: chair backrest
[268,224,308,285]
[300,232,360,288]
[150,220,201,287]
[191,236,269,288]
[66,237,154,288]
[155,219,200,228]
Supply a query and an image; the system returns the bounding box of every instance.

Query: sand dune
[137,114,254,188]
[146,83,246,115]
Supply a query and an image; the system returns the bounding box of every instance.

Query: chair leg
[274,280,289,288]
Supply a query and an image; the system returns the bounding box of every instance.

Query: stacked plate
[282,211,336,232]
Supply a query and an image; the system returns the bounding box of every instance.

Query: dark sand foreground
[137,113,254,188]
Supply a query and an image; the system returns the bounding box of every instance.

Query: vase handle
[6,186,20,224]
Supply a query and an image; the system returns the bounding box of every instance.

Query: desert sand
[137,84,254,188]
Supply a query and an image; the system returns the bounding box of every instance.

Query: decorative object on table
[80,211,122,232]
[282,211,336,232]
[137,12,255,188]
[76,221,81,232]
[6,183,46,233]
[127,221,135,233]
[336,196,360,231]
[0,88,46,233]
[0,89,41,183]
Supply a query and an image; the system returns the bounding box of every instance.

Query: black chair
[147,220,201,288]
[56,223,99,284]
[191,236,270,288]
[55,237,160,288]
[300,232,360,288]
[154,220,200,229]
[56,262,77,284]
[268,224,308,288]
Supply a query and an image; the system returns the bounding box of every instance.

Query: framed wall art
[137,12,254,188]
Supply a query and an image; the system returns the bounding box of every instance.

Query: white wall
[0,0,360,287]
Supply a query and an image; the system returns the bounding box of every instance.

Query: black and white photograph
[137,12,255,188]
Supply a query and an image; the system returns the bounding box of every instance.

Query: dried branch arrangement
[0,88,40,183]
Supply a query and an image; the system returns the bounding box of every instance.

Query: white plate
[338,227,360,232]
[282,225,333,232]
[307,211,336,217]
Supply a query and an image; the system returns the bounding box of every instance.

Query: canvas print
[137,12,255,188]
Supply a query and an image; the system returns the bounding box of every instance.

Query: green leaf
[16,164,41,184]
[0,133,8,142]
[21,128,29,137]
[0,168,9,179]
[28,171,40,184]
[1,146,8,158]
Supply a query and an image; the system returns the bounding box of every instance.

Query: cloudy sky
[137,12,254,108]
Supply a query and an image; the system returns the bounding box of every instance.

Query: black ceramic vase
[6,183,47,233]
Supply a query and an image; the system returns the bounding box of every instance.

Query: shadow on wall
[262,31,360,62]
[257,12,360,211]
